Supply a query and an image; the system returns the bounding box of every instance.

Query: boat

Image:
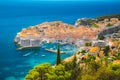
[17,47,24,50]
[41,55,46,57]
[23,52,31,56]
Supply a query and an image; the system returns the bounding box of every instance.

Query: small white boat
[41,55,46,57]
[46,40,50,43]
[50,48,53,50]
[23,52,31,56]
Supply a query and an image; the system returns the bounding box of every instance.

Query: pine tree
[56,43,61,65]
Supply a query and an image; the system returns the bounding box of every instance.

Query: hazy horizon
[0,0,120,5]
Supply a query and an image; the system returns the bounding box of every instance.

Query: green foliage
[96,66,113,80]
[92,23,99,28]
[63,54,81,80]
[102,46,110,56]
[54,64,71,80]
[72,55,77,68]
[70,55,81,80]
[89,60,100,72]
[106,23,113,27]
[86,19,97,26]
[25,57,120,80]
[95,64,120,80]
[98,35,105,40]
[96,14,120,21]
[25,63,52,80]
[76,18,97,26]
[81,74,96,80]
[116,51,120,59]
[37,29,43,32]
[81,50,86,54]
[86,55,95,62]
[85,42,92,46]
[56,44,61,65]
[25,63,71,80]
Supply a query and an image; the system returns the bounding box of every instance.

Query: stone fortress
[98,24,120,36]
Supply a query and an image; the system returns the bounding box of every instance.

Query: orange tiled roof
[83,55,89,59]
[19,21,120,40]
[19,33,27,37]
[20,29,39,37]
[90,46,100,53]
[110,50,116,55]
[113,60,120,65]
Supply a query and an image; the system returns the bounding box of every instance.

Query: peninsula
[14,16,120,50]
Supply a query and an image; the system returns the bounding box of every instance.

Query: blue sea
[0,1,120,80]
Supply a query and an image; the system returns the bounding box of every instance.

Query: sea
[0,1,120,80]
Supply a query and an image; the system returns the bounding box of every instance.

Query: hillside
[96,14,120,21]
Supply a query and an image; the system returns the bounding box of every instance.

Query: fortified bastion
[97,24,120,36]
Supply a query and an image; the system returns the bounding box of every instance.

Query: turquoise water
[0,1,120,80]
[0,16,79,80]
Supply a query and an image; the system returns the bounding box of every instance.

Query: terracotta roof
[19,33,27,37]
[90,46,100,53]
[113,60,120,64]
[19,29,39,37]
[83,55,89,59]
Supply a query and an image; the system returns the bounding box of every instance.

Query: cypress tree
[56,44,61,65]
[72,55,77,68]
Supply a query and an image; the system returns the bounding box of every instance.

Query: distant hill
[96,14,120,21]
